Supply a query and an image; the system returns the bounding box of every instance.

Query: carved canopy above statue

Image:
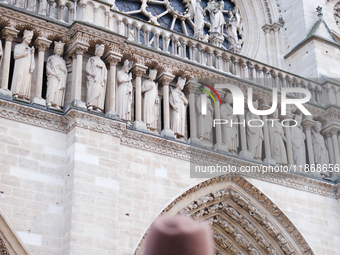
[115,0,244,52]
[135,176,314,255]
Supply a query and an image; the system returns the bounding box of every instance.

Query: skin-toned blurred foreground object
[143,216,213,255]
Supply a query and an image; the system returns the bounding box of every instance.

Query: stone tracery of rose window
[115,0,244,52]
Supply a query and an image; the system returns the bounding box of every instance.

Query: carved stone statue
[312,121,329,166]
[142,69,159,131]
[116,59,133,121]
[226,10,242,53]
[85,44,107,112]
[268,109,288,165]
[196,87,214,147]
[207,0,226,35]
[221,92,239,154]
[170,77,188,138]
[11,30,35,100]
[291,114,306,166]
[46,41,67,109]
[246,101,264,160]
[189,0,206,40]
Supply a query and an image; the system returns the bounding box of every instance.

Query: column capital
[104,51,122,66]
[34,37,52,52]
[185,80,199,94]
[0,27,19,42]
[158,72,175,86]
[132,63,148,77]
[262,24,272,33]
[301,119,315,130]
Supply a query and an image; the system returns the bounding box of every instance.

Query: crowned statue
[221,92,239,154]
[312,121,329,167]
[291,114,306,166]
[196,87,214,147]
[116,59,133,121]
[142,69,159,131]
[246,101,264,160]
[268,109,288,165]
[46,41,67,109]
[11,30,35,100]
[170,77,188,138]
[86,44,107,112]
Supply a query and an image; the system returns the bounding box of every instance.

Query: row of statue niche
[116,60,188,138]
[4,30,108,111]
[189,0,242,51]
[196,91,331,168]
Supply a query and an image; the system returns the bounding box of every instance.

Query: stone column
[187,81,201,146]
[233,59,239,76]
[302,118,315,165]
[224,55,231,74]
[132,63,148,131]
[263,25,272,66]
[163,36,169,52]
[145,30,151,46]
[216,52,222,71]
[242,62,249,79]
[32,37,52,106]
[104,49,122,119]
[331,128,340,164]
[0,27,19,98]
[326,133,335,164]
[182,41,187,59]
[159,72,175,138]
[283,115,294,164]
[67,39,89,109]
[189,43,197,62]
[273,24,282,68]
[213,101,228,152]
[238,113,253,160]
[249,64,255,81]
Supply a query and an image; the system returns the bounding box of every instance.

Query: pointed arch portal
[135,176,314,255]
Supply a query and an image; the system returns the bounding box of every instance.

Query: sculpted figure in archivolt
[86,44,107,112]
[170,77,188,138]
[116,59,133,121]
[221,92,238,154]
[268,109,287,165]
[142,69,159,131]
[11,30,35,100]
[246,101,264,160]
[46,41,67,109]
[291,114,306,166]
[312,121,329,166]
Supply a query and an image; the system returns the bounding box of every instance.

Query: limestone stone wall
[0,118,339,255]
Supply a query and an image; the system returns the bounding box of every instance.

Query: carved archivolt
[134,176,314,255]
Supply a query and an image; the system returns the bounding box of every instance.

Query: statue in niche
[207,0,226,35]
[220,92,238,154]
[170,77,188,138]
[268,109,288,165]
[196,87,214,147]
[246,101,264,160]
[86,44,107,112]
[226,10,242,53]
[312,121,330,166]
[46,41,67,109]
[189,0,207,41]
[290,114,306,166]
[11,30,35,100]
[142,69,159,131]
[116,59,133,121]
